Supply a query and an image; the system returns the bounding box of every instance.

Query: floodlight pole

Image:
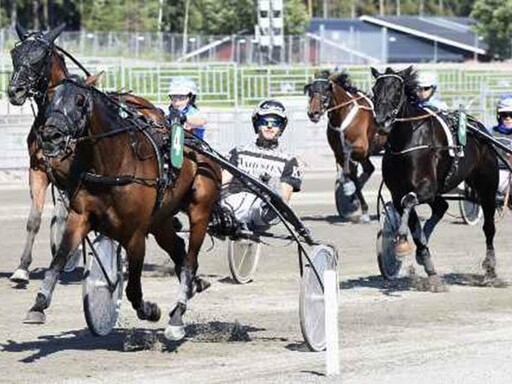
[183,0,190,55]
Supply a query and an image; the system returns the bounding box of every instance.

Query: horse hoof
[164,325,186,341]
[195,277,211,293]
[23,310,46,324]
[10,269,29,285]
[482,272,498,286]
[137,302,161,322]
[360,213,371,224]
[428,275,448,293]
[394,239,413,258]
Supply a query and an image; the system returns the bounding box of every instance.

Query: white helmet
[168,77,198,96]
[497,95,512,113]
[417,71,438,88]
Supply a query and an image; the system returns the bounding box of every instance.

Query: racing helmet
[417,71,438,89]
[251,99,288,135]
[168,77,198,96]
[497,94,512,114]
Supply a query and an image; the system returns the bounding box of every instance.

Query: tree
[285,0,310,35]
[471,0,512,59]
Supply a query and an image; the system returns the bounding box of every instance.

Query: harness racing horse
[7,23,77,283]
[23,75,220,341]
[371,66,499,290]
[304,71,385,222]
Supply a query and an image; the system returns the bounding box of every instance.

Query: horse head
[40,75,98,158]
[370,66,417,133]
[304,70,332,123]
[8,23,66,105]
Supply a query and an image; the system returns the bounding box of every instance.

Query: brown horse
[23,75,221,340]
[304,71,385,222]
[7,24,216,296]
[8,23,71,283]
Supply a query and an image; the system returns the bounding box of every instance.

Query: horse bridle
[10,35,54,100]
[38,78,94,158]
[307,78,332,113]
[373,73,408,124]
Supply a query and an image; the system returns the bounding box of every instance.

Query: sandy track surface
[1,172,512,384]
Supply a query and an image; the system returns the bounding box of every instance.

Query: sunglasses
[499,112,512,119]
[169,94,188,101]
[257,118,284,129]
[418,86,432,91]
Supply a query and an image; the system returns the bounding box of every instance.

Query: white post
[324,270,340,376]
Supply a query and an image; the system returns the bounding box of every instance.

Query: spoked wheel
[459,183,482,226]
[377,202,403,280]
[227,239,261,284]
[83,234,124,336]
[300,244,338,352]
[50,190,82,272]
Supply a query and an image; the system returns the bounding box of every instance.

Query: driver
[222,99,303,231]
[416,71,448,111]
[491,94,512,203]
[166,77,207,139]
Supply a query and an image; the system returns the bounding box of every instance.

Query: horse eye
[76,95,85,107]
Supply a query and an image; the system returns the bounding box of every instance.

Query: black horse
[371,66,499,290]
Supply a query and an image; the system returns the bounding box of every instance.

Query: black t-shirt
[227,142,303,194]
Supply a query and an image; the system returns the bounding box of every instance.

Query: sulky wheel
[376,202,403,280]
[227,239,261,284]
[83,234,124,336]
[299,244,338,352]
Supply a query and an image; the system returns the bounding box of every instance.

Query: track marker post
[324,269,340,376]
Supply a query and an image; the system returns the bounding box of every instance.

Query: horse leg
[358,157,375,188]
[423,196,449,241]
[124,232,161,322]
[394,192,418,258]
[151,216,187,278]
[479,192,497,284]
[11,168,49,284]
[165,177,217,341]
[24,211,89,323]
[349,161,370,223]
[409,208,446,292]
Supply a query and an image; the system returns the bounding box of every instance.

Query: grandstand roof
[308,16,488,63]
[359,15,487,55]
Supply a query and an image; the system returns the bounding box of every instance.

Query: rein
[55,45,91,77]
[325,95,373,114]
[395,113,433,122]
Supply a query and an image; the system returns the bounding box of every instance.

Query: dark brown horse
[371,66,499,291]
[23,75,220,340]
[304,71,385,222]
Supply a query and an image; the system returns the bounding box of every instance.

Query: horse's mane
[384,67,419,103]
[329,72,360,94]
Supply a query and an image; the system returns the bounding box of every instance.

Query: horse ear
[370,67,381,79]
[15,23,29,41]
[303,84,310,95]
[400,65,414,77]
[85,71,104,86]
[44,23,66,44]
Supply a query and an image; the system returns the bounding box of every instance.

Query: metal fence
[3,58,512,121]
[0,29,338,65]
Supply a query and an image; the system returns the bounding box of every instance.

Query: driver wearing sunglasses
[221,99,303,231]
[415,71,448,111]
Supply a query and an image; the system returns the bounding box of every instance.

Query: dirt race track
[2,168,512,384]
